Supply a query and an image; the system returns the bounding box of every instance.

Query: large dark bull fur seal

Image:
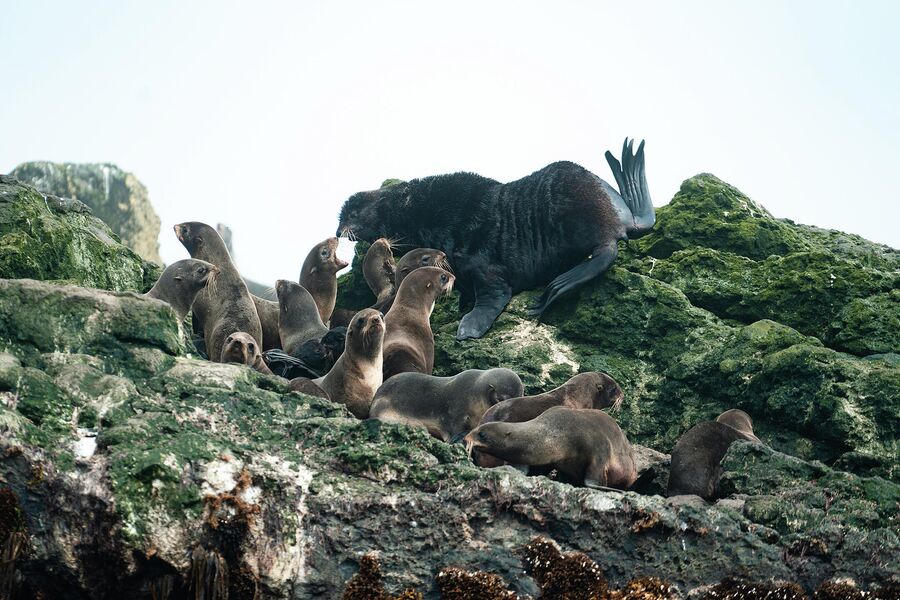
[337,139,655,339]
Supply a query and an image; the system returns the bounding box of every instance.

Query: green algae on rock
[10,162,162,263]
[0,175,159,291]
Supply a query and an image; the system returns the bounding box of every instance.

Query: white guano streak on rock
[505,319,579,380]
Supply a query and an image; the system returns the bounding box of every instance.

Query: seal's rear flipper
[605,138,655,238]
[527,241,618,317]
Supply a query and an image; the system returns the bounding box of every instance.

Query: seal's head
[363,238,396,297]
[173,222,221,259]
[304,237,348,276]
[716,409,761,443]
[396,248,450,288]
[394,266,455,309]
[572,371,624,411]
[346,308,385,356]
[464,422,519,462]
[337,190,380,242]
[221,331,261,366]
[167,258,218,290]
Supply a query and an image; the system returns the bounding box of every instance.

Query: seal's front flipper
[528,241,618,317]
[457,282,512,340]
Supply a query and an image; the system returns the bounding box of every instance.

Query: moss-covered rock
[0,175,159,291]
[10,162,162,263]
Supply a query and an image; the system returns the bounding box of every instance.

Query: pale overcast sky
[2,1,898,284]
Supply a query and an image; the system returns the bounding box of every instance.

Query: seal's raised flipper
[528,241,618,316]
[457,282,512,340]
[605,138,655,238]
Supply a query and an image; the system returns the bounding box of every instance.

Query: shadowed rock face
[0,174,897,597]
[10,162,162,264]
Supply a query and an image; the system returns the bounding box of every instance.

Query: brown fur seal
[667,409,762,500]
[363,238,396,305]
[252,296,281,351]
[175,222,263,362]
[276,280,329,356]
[373,247,449,314]
[370,368,524,442]
[144,259,218,321]
[313,308,384,418]
[382,267,454,380]
[299,237,348,324]
[221,332,273,376]
[474,371,624,468]
[480,372,624,426]
[465,406,637,489]
[289,377,330,400]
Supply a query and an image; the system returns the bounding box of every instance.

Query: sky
[2,1,898,285]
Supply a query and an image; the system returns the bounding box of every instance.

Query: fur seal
[144,259,218,321]
[174,222,263,362]
[382,267,455,380]
[299,237,348,324]
[479,372,624,426]
[275,280,329,356]
[372,247,450,314]
[337,139,655,339]
[252,296,281,351]
[370,368,524,442]
[313,308,384,418]
[363,238,396,305]
[666,409,762,499]
[465,406,638,489]
[221,332,274,376]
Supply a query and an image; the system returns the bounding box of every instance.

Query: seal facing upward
[313,308,384,418]
[382,267,454,380]
[300,237,348,324]
[175,221,263,362]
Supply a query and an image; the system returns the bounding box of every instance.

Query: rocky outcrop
[10,162,162,263]
[0,174,897,597]
[0,175,159,292]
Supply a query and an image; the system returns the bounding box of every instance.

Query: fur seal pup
[221,332,274,375]
[373,247,450,314]
[370,368,524,442]
[337,139,655,339]
[465,406,638,489]
[299,237,348,324]
[252,296,281,351]
[666,409,762,500]
[174,222,263,362]
[382,267,455,380]
[313,308,384,418]
[144,259,218,321]
[363,238,396,305]
[479,372,624,426]
[275,280,329,356]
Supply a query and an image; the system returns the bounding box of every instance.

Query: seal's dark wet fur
[338,139,655,339]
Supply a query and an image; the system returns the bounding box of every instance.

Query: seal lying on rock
[221,332,273,376]
[370,368,524,442]
[144,259,218,321]
[276,280,329,356]
[667,409,762,500]
[300,237,348,325]
[175,221,263,362]
[337,139,655,339]
[465,406,637,489]
[474,371,624,468]
[313,308,384,418]
[382,267,455,380]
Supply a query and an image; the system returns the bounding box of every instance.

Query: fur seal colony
[156,139,766,500]
[337,139,655,339]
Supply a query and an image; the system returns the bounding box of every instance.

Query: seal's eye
[440,274,448,284]
[421,255,432,265]
[320,248,329,258]
[248,343,255,353]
